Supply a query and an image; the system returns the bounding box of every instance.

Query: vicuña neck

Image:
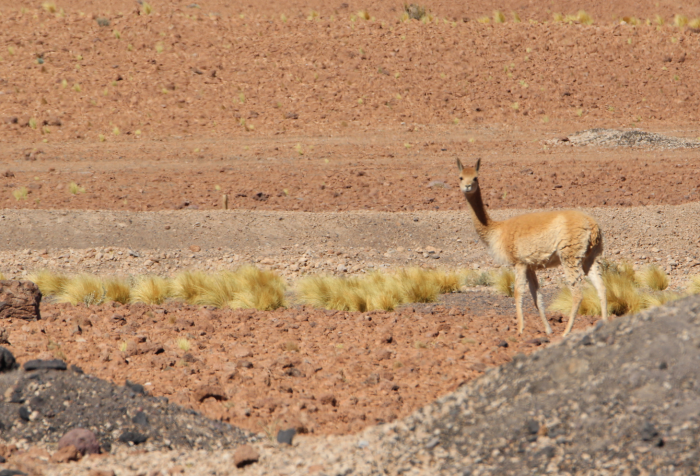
[465,188,496,243]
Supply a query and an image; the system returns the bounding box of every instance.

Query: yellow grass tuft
[687,275,700,295]
[29,269,69,296]
[477,16,490,24]
[131,275,170,305]
[57,274,105,305]
[493,10,505,23]
[0,272,5,280]
[42,2,57,13]
[636,264,669,291]
[689,18,700,29]
[357,10,371,21]
[69,182,85,194]
[491,269,515,297]
[642,291,682,309]
[550,261,643,317]
[12,187,28,201]
[176,337,191,352]
[103,277,131,304]
[674,14,688,28]
[171,270,211,304]
[511,12,521,23]
[228,266,287,310]
[577,10,593,25]
[655,15,665,26]
[297,268,462,312]
[460,269,494,287]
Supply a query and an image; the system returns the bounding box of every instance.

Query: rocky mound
[242,294,700,475]
[565,129,700,150]
[0,363,256,453]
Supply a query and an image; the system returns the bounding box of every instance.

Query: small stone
[425,437,440,449]
[237,360,253,369]
[118,431,148,445]
[276,428,296,445]
[59,428,101,455]
[189,245,201,253]
[496,340,508,348]
[318,393,337,406]
[640,421,659,441]
[0,347,16,373]
[51,444,81,463]
[125,380,146,395]
[132,411,149,426]
[193,385,226,402]
[24,359,67,371]
[337,264,347,272]
[18,406,30,421]
[233,444,259,468]
[526,419,540,435]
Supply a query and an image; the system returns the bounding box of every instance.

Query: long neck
[465,187,497,243]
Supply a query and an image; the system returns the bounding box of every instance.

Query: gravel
[37,295,700,475]
[564,129,700,150]
[0,365,257,453]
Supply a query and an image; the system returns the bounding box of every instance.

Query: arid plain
[1,0,700,474]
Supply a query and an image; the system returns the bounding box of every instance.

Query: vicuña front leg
[526,267,552,335]
[514,264,528,335]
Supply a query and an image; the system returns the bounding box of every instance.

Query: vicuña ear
[475,158,481,172]
[456,158,463,172]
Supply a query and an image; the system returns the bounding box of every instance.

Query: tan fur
[457,158,607,336]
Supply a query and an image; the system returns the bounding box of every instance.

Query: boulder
[0,281,41,320]
[58,428,101,456]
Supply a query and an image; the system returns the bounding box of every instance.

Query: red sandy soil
[3,297,598,436]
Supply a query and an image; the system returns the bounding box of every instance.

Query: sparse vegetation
[687,276,700,295]
[636,264,669,291]
[674,14,688,28]
[551,260,686,317]
[141,2,153,15]
[29,269,69,296]
[176,337,191,352]
[42,2,56,13]
[131,275,170,305]
[12,187,28,201]
[297,268,462,312]
[493,10,506,24]
[68,182,85,194]
[491,269,515,297]
[403,4,427,21]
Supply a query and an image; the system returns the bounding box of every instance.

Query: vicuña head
[456,158,607,336]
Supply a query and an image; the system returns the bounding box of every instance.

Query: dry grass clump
[491,268,515,297]
[297,268,460,312]
[403,4,427,21]
[29,269,69,296]
[0,272,5,280]
[172,266,286,310]
[103,277,131,304]
[687,275,700,295]
[460,269,494,287]
[551,260,686,317]
[636,264,669,291]
[228,266,287,311]
[57,274,106,305]
[131,275,170,305]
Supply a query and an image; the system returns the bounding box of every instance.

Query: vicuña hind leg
[588,259,608,322]
[513,264,528,334]
[562,264,584,336]
[526,267,552,335]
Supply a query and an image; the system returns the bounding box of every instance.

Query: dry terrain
[1,0,700,474]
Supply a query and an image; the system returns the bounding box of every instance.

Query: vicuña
[457,158,607,336]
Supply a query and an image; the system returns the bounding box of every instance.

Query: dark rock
[0,470,28,476]
[276,428,296,445]
[425,437,440,449]
[640,421,659,441]
[233,444,259,468]
[537,446,556,458]
[581,335,593,346]
[118,431,148,445]
[70,364,84,374]
[252,192,269,201]
[0,347,16,373]
[125,380,146,395]
[193,385,226,402]
[496,340,508,348]
[18,406,30,421]
[237,360,253,369]
[526,419,540,435]
[658,361,668,370]
[24,359,67,371]
[318,393,337,406]
[0,280,42,320]
[58,428,101,455]
[132,411,149,426]
[285,112,299,120]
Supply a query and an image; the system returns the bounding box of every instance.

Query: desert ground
[1,0,700,474]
